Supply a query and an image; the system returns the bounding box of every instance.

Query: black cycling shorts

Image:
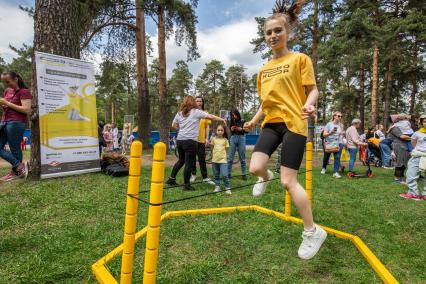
[253,123,307,170]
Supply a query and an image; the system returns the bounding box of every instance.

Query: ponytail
[1,71,27,89]
[266,0,305,33]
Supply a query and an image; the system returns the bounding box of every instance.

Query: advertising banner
[35,52,100,179]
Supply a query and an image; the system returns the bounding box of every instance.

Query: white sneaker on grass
[190,175,197,182]
[203,178,216,185]
[321,168,326,174]
[225,188,232,195]
[214,186,221,193]
[333,172,341,179]
[298,224,327,260]
[252,170,274,197]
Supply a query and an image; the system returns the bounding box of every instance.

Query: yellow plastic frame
[92,142,399,284]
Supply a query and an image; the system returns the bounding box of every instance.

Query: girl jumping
[244,0,327,260]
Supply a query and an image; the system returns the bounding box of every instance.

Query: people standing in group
[211,124,231,194]
[190,96,215,185]
[227,108,248,180]
[98,120,106,156]
[387,115,412,184]
[111,123,119,151]
[103,124,114,153]
[400,114,426,200]
[243,0,327,260]
[0,71,32,182]
[166,96,226,191]
[345,119,368,175]
[321,111,344,178]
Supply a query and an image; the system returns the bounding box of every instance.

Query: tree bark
[157,4,169,146]
[383,60,393,129]
[30,0,81,178]
[371,45,379,126]
[136,0,151,148]
[410,38,418,114]
[308,0,320,142]
[359,63,365,131]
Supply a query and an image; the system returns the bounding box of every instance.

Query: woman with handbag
[0,71,32,182]
[345,118,368,176]
[321,112,345,178]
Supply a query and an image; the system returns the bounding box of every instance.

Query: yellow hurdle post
[284,190,291,216]
[143,142,166,284]
[120,141,143,284]
[305,142,313,206]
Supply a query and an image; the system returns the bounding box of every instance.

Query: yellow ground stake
[120,141,143,284]
[305,142,313,206]
[142,142,166,284]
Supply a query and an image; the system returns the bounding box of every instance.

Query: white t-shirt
[412,131,426,152]
[173,109,208,141]
[324,122,344,146]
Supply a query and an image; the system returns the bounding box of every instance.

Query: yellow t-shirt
[211,137,229,163]
[198,115,211,144]
[257,52,316,137]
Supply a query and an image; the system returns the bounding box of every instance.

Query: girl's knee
[281,176,297,190]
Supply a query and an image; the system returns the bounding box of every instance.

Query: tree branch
[81,21,137,50]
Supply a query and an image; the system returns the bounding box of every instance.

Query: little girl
[211,124,231,194]
[244,0,327,260]
[400,114,426,200]
[103,124,113,153]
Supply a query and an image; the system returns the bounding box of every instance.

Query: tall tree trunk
[410,38,418,114]
[359,63,365,131]
[371,45,379,126]
[30,0,81,178]
[308,0,320,142]
[111,101,116,124]
[157,4,169,146]
[136,0,151,148]
[383,60,393,129]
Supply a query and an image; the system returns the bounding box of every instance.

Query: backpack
[105,162,129,177]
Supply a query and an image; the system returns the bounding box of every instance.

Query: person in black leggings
[166,96,225,191]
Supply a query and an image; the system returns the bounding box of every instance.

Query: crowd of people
[320,113,426,201]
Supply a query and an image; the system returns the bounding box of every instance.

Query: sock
[304,226,316,233]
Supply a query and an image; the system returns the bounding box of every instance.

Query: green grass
[0,163,425,283]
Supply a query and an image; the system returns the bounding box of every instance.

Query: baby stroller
[366,141,382,167]
[347,145,373,178]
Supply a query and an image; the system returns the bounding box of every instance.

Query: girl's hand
[302,104,315,119]
[243,121,254,132]
[0,98,8,106]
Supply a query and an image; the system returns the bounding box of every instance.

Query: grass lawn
[0,161,425,283]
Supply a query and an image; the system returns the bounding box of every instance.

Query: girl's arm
[411,138,417,149]
[244,106,263,131]
[302,85,319,119]
[205,113,226,124]
[205,125,210,144]
[0,98,31,114]
[171,122,179,129]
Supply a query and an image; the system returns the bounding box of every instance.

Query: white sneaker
[298,225,327,260]
[225,189,232,195]
[214,186,221,193]
[203,178,216,185]
[333,172,341,179]
[320,168,326,174]
[252,170,274,197]
[190,175,197,182]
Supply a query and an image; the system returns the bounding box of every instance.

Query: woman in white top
[321,111,344,178]
[166,96,225,191]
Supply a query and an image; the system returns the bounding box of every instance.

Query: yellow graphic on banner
[40,83,98,150]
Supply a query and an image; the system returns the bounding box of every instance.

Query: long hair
[195,96,205,110]
[265,0,305,34]
[1,71,27,89]
[230,108,242,124]
[180,95,197,117]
